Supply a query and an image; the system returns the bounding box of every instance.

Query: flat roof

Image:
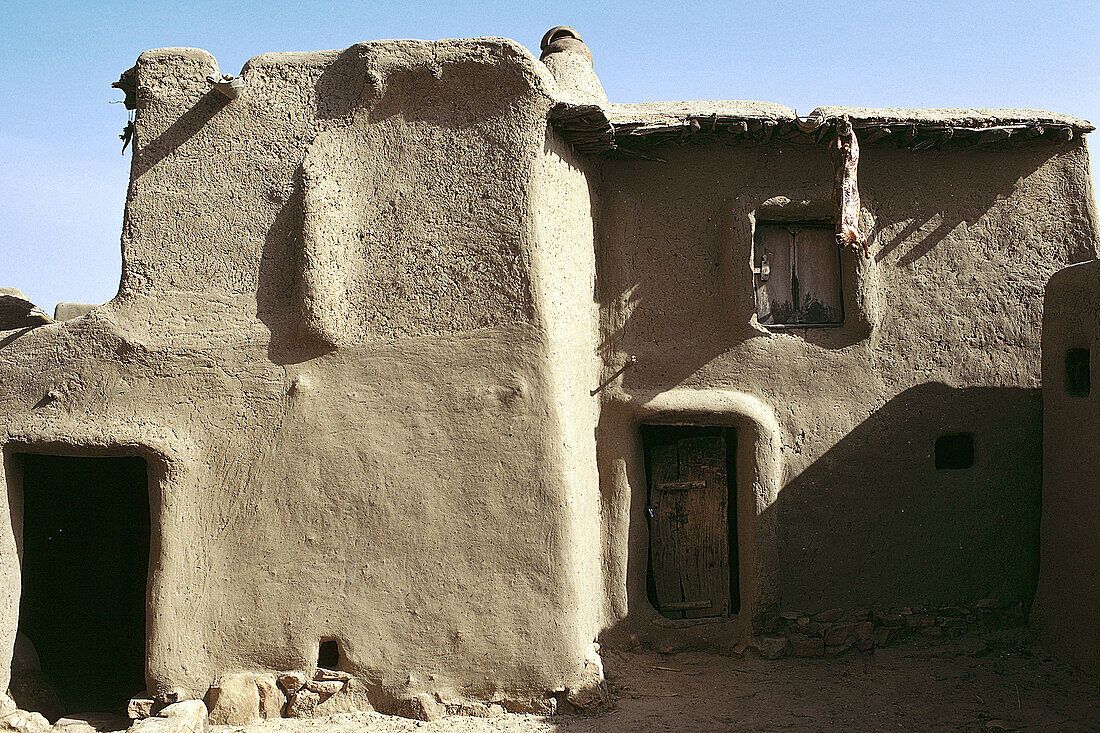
[550,101,1094,157]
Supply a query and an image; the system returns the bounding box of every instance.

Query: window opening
[935,433,974,470]
[754,221,843,327]
[1066,348,1090,397]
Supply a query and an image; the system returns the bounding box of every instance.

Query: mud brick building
[0,26,1095,721]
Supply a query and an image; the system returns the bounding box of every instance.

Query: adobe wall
[0,39,602,709]
[1033,259,1100,676]
[594,135,1098,647]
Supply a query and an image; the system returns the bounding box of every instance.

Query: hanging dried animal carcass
[831,115,867,255]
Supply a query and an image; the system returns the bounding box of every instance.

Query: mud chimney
[539,26,607,105]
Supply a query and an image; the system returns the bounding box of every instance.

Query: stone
[253,676,286,719]
[812,608,844,623]
[304,680,344,698]
[444,701,505,718]
[313,668,352,682]
[565,642,606,711]
[51,723,96,733]
[825,642,852,657]
[874,611,904,627]
[205,674,261,726]
[128,701,208,733]
[53,713,128,732]
[407,693,445,722]
[907,614,936,628]
[789,637,824,658]
[313,678,374,717]
[779,611,803,621]
[52,303,97,321]
[755,635,787,659]
[873,627,891,646]
[565,681,607,711]
[0,709,49,733]
[277,672,307,696]
[285,690,320,718]
[127,697,157,721]
[975,598,1001,609]
[0,293,51,330]
[824,623,858,646]
[854,621,875,643]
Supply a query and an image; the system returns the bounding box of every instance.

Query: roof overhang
[549,101,1094,159]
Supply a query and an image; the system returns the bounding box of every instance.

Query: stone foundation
[752,599,1028,659]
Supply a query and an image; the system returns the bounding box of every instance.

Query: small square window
[753,222,843,327]
[935,433,974,470]
[1065,348,1090,397]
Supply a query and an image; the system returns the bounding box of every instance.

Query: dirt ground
[207,632,1100,733]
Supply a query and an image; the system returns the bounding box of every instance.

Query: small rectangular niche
[935,433,974,470]
[317,639,342,670]
[1065,348,1090,397]
[753,222,843,327]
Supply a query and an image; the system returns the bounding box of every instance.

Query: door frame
[599,389,782,649]
[1,438,171,702]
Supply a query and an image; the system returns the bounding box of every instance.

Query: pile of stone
[751,598,1027,660]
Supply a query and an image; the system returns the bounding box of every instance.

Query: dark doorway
[641,425,738,619]
[16,453,150,714]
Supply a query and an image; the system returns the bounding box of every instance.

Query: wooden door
[643,426,734,619]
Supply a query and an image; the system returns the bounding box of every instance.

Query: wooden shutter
[793,225,843,324]
[754,224,793,325]
[753,222,842,326]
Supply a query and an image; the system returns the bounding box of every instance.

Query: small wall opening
[15,453,150,716]
[317,639,341,669]
[1065,347,1090,397]
[935,433,974,470]
[641,425,738,619]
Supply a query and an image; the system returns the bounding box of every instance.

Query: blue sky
[2,0,1097,311]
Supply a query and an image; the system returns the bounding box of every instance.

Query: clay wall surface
[1033,259,1100,676]
[0,39,602,709]
[594,136,1098,648]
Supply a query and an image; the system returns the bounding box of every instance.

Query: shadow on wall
[864,143,1089,268]
[131,90,230,180]
[600,383,1041,655]
[594,141,1085,392]
[774,382,1041,612]
[256,167,332,366]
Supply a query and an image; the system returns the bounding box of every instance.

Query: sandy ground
[205,631,1100,732]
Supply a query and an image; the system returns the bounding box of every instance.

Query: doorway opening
[15,453,150,715]
[641,425,738,619]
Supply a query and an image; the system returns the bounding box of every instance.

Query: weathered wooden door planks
[643,426,734,619]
